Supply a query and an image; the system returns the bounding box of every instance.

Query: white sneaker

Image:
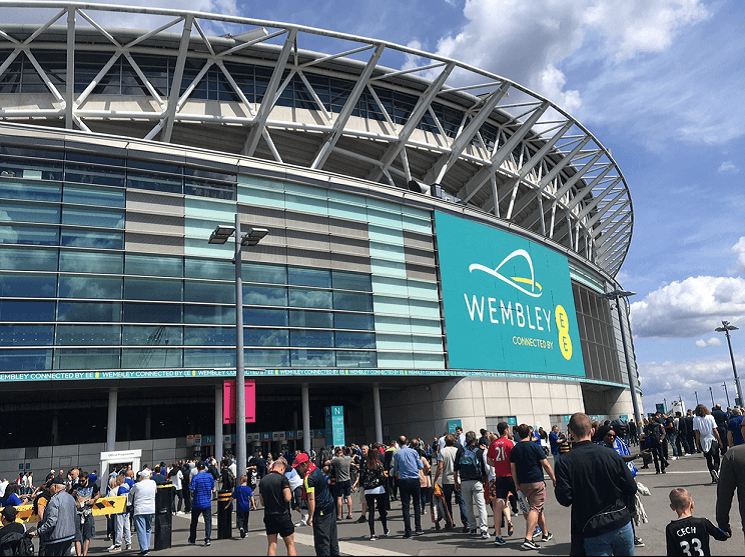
[106,545,116,551]
[295,519,307,527]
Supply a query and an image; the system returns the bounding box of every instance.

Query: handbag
[582,499,630,536]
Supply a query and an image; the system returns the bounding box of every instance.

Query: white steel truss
[0,1,633,276]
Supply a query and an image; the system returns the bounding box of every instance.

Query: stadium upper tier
[0,2,632,276]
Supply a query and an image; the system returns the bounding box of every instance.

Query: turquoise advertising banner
[435,211,584,377]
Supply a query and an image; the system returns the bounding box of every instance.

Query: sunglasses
[605,433,616,438]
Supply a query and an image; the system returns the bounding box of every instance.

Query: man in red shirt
[487,422,516,546]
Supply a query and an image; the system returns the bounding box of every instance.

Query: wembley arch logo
[468,249,543,298]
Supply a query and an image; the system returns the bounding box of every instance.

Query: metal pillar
[215,385,223,460]
[373,383,383,444]
[234,213,248,476]
[106,388,117,452]
[615,299,642,425]
[302,384,311,454]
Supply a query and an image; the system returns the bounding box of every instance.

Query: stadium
[0,2,641,470]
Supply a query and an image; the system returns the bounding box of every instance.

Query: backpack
[649,422,666,444]
[458,446,482,480]
[221,468,235,492]
[0,531,34,557]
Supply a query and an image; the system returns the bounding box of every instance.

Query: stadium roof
[0,1,633,276]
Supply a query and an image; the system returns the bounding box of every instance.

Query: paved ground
[70,452,742,555]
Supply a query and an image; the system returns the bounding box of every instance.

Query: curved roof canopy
[0,1,633,276]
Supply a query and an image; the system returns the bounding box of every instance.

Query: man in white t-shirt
[434,434,469,532]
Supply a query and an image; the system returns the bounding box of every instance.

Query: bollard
[217,491,233,539]
[154,484,173,550]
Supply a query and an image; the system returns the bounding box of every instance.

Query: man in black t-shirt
[259,457,296,556]
[294,453,339,556]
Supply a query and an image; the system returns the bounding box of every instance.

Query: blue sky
[9,0,745,411]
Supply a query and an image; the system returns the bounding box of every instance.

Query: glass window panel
[334,312,374,330]
[59,276,122,299]
[55,324,121,346]
[0,300,55,321]
[185,281,234,304]
[0,349,52,371]
[0,247,58,271]
[0,274,56,297]
[60,229,123,249]
[59,251,122,274]
[185,258,235,280]
[121,348,182,369]
[244,308,288,327]
[183,348,235,368]
[124,278,182,301]
[184,327,234,346]
[289,310,332,329]
[122,303,181,323]
[243,285,287,306]
[290,349,334,367]
[53,348,120,369]
[0,224,59,246]
[184,305,235,325]
[64,164,125,187]
[290,330,334,348]
[125,254,183,277]
[245,349,289,368]
[122,325,182,346]
[61,208,124,228]
[0,202,60,224]
[0,180,61,202]
[57,302,121,322]
[0,325,54,346]
[332,270,371,292]
[333,291,373,312]
[335,332,375,349]
[288,267,330,288]
[336,350,377,368]
[289,288,332,309]
[243,263,287,285]
[63,185,125,208]
[126,172,182,194]
[244,328,288,347]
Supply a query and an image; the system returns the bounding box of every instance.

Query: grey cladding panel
[126,191,184,214]
[125,232,184,255]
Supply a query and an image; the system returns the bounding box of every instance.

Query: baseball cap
[138,469,151,478]
[292,453,309,468]
[50,476,66,485]
[1,506,18,521]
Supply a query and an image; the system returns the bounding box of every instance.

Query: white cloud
[718,161,740,174]
[630,276,745,338]
[733,237,745,274]
[639,355,742,409]
[695,337,723,348]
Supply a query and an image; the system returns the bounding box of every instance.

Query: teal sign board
[447,420,462,433]
[324,406,345,447]
[435,212,584,376]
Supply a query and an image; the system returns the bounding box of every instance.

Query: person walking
[554,413,638,556]
[188,462,215,547]
[130,469,157,556]
[358,446,389,540]
[293,453,339,556]
[259,458,297,557]
[488,422,517,546]
[716,443,745,541]
[231,474,256,539]
[693,404,722,483]
[36,477,77,556]
[510,424,556,550]
[393,436,424,538]
[454,431,489,540]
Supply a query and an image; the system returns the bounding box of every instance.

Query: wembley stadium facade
[0,2,642,464]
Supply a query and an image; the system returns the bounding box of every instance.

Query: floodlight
[240,227,269,246]
[208,225,236,244]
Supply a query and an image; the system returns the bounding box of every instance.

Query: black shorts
[333,480,351,499]
[493,476,517,500]
[263,513,294,538]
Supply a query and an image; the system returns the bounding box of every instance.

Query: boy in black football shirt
[666,488,728,556]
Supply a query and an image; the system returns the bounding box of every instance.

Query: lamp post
[715,321,743,407]
[208,215,268,477]
[694,391,699,405]
[599,289,641,425]
[709,386,715,408]
[722,382,730,408]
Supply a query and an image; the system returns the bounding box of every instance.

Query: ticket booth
[100,449,142,477]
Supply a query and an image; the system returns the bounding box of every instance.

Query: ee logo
[555,305,573,360]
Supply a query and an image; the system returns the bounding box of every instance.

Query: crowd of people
[4,404,745,555]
